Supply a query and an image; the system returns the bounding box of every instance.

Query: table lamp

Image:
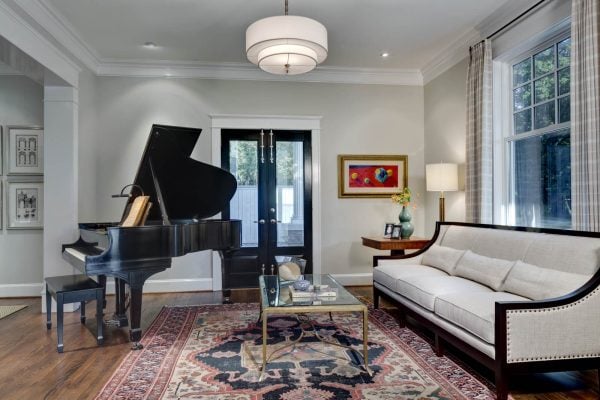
[426,163,458,222]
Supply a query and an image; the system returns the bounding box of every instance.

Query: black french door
[221,129,312,289]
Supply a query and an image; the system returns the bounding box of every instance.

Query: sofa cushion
[502,260,591,300]
[421,245,465,274]
[523,234,600,276]
[435,291,531,344]
[373,264,448,292]
[453,250,514,290]
[396,275,492,311]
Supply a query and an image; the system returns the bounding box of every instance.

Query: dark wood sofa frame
[373,221,600,400]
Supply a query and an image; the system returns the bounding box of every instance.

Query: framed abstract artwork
[6,180,44,229]
[6,126,44,175]
[338,154,408,198]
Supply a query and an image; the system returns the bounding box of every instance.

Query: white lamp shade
[246,15,328,75]
[426,163,459,192]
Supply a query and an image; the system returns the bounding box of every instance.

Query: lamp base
[438,196,445,222]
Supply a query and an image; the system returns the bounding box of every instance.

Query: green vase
[399,205,414,239]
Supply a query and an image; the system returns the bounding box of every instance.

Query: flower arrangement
[391,187,411,207]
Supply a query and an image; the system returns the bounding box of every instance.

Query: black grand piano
[62,124,241,349]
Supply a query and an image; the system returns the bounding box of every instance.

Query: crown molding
[15,0,101,73]
[421,1,541,85]
[97,60,423,86]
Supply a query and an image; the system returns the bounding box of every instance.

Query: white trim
[0,1,80,87]
[102,278,213,294]
[97,60,422,86]
[15,0,101,73]
[330,273,373,286]
[0,283,44,297]
[210,114,322,290]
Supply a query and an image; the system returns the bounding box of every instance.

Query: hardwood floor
[0,288,597,400]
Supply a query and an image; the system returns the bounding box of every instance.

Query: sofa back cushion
[439,225,541,261]
[523,235,600,275]
[421,245,465,274]
[453,250,514,290]
[503,260,592,300]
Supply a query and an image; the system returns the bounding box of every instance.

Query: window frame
[493,26,571,226]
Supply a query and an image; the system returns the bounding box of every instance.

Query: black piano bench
[45,275,104,353]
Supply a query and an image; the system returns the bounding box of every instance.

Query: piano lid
[125,124,237,224]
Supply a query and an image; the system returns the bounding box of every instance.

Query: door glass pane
[229,140,258,247]
[510,128,571,228]
[275,141,304,247]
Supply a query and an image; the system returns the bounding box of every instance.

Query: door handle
[270,264,275,275]
[270,219,281,224]
[253,219,266,224]
[261,264,265,275]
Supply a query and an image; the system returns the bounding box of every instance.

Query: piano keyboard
[64,246,105,261]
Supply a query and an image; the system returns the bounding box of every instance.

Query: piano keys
[62,124,241,349]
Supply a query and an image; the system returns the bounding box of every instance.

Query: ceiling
[45,0,515,72]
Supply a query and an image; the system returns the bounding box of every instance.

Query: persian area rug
[96,304,497,399]
[0,305,27,320]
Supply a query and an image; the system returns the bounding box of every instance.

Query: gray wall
[423,58,468,237]
[0,75,44,293]
[81,77,425,280]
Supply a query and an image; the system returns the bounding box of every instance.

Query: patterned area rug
[96,304,497,399]
[0,305,27,320]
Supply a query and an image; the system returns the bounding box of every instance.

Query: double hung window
[504,35,571,228]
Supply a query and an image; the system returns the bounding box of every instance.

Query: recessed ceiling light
[143,42,157,49]
[381,52,390,58]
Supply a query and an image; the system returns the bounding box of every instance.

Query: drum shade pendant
[246,0,328,75]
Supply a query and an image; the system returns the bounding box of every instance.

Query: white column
[43,86,79,280]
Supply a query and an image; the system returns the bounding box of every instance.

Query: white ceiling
[46,0,515,71]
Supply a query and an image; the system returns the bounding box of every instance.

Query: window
[506,36,571,228]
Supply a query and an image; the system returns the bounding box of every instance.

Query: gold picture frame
[338,154,408,198]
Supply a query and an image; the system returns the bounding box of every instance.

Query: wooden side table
[361,236,430,267]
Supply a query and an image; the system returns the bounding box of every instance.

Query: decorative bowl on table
[292,279,311,291]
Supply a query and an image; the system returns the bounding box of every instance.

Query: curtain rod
[486,0,548,40]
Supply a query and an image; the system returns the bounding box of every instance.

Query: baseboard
[0,283,44,298]
[330,273,373,286]
[103,278,214,294]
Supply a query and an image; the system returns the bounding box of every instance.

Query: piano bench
[45,275,104,353]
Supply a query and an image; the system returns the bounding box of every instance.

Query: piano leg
[128,285,144,350]
[98,274,107,309]
[110,278,129,328]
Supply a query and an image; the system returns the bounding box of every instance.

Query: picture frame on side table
[384,222,394,238]
[338,154,408,198]
[6,180,43,229]
[390,224,402,240]
[6,126,43,175]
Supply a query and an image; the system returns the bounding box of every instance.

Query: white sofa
[373,222,600,400]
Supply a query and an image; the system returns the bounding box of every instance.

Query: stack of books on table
[289,285,338,301]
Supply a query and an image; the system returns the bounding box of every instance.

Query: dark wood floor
[0,288,597,400]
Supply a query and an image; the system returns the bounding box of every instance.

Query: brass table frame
[258,277,371,381]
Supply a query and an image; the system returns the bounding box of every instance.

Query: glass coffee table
[258,274,371,380]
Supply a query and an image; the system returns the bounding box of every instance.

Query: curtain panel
[571,0,600,232]
[465,39,493,223]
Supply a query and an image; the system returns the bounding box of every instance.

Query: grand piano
[62,124,241,349]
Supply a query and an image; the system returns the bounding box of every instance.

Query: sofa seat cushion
[435,291,530,344]
[396,275,492,311]
[502,260,591,300]
[373,264,448,292]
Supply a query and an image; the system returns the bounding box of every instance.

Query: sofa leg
[397,308,406,327]
[495,367,508,400]
[434,334,444,357]
[373,288,380,309]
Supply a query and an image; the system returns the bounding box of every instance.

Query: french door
[221,129,312,289]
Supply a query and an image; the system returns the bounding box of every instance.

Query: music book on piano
[121,196,151,227]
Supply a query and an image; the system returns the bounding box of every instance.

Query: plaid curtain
[571,0,600,232]
[465,40,493,223]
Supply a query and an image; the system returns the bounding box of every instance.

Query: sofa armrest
[495,271,600,364]
[376,253,424,267]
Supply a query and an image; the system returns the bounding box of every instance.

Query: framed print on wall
[338,154,408,198]
[6,180,44,229]
[7,126,43,175]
